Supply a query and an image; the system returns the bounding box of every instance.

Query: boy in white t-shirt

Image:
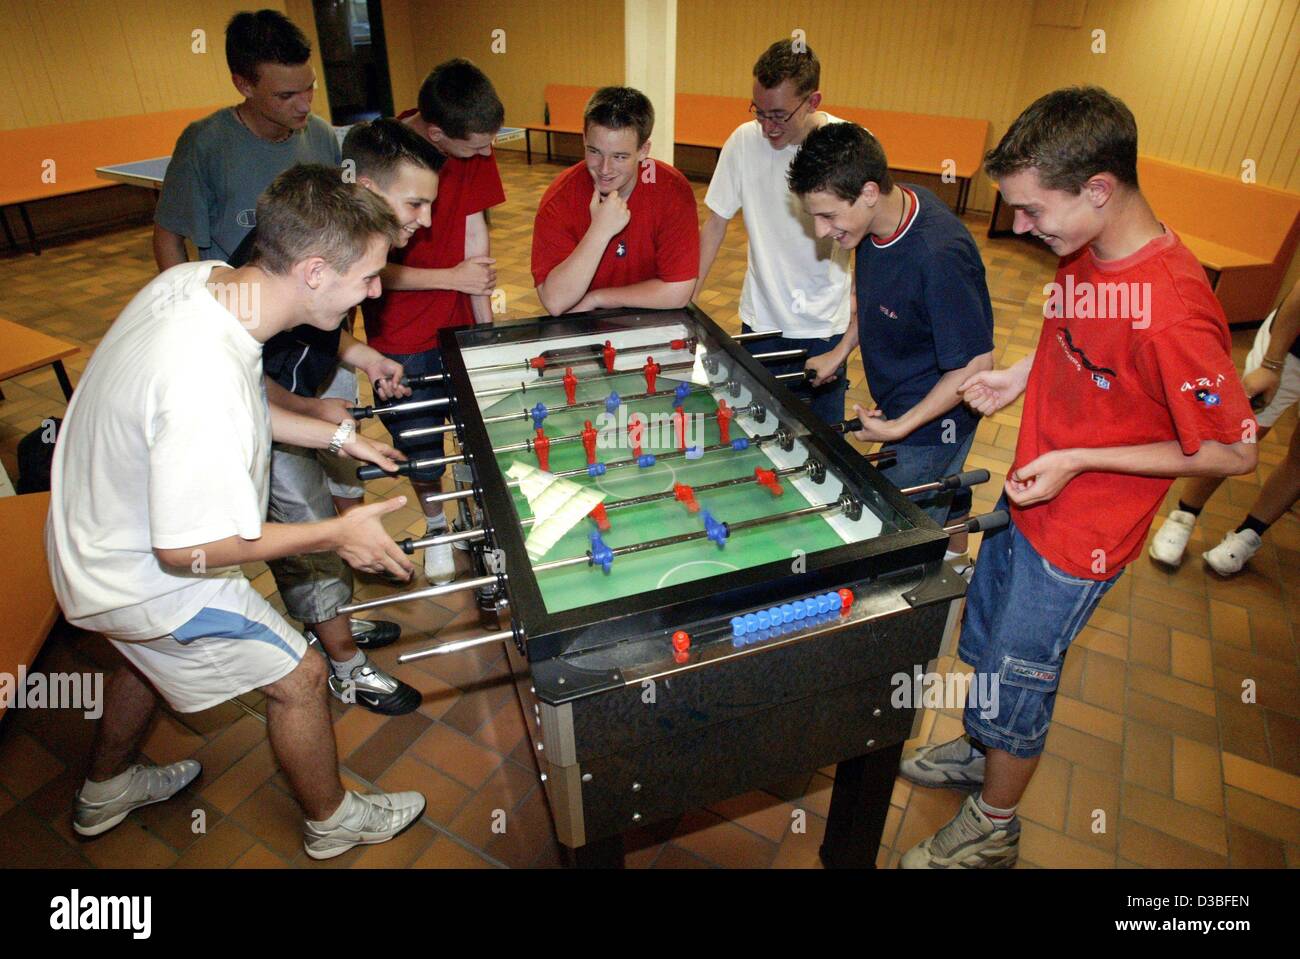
[47,165,427,859]
[695,39,852,424]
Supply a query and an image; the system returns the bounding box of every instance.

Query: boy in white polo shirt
[695,39,852,424]
[47,166,427,859]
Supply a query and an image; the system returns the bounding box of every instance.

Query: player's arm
[337,330,409,401]
[574,279,694,312]
[537,191,630,315]
[1006,439,1258,508]
[849,351,995,443]
[693,211,731,301]
[957,355,1033,415]
[1243,279,1300,404]
[267,402,404,475]
[465,211,495,324]
[154,499,414,579]
[153,226,189,271]
[806,321,860,385]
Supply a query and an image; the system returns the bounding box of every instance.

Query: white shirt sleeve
[147,368,267,550]
[703,125,747,220]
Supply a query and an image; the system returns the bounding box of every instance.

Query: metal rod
[899,469,991,498]
[464,336,697,376]
[350,396,450,419]
[494,402,756,455]
[508,431,782,485]
[336,573,501,614]
[423,488,476,504]
[398,630,514,663]
[401,528,487,553]
[751,348,808,362]
[732,330,780,343]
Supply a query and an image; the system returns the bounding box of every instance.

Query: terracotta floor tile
[231,842,292,869]
[1171,737,1225,815]
[1066,765,1120,850]
[892,786,964,855]
[1224,787,1300,845]
[0,786,13,820]
[1045,724,1123,778]
[1088,608,1130,639]
[1118,820,1229,869]
[1122,783,1228,855]
[1018,820,1114,868]
[1122,721,1173,794]
[1132,596,1209,636]
[81,820,179,869]
[0,804,85,868]
[653,844,714,868]
[1222,753,1300,810]
[411,835,497,868]
[770,811,828,869]
[410,722,504,789]
[1075,625,1127,662]
[1018,752,1069,831]
[472,697,528,756]
[228,781,308,861]
[0,730,65,799]
[140,713,208,766]
[439,685,505,738]
[1125,691,1219,744]
[343,710,432,783]
[1058,646,1085,700]
[375,754,472,827]
[350,821,438,868]
[446,761,537,847]
[201,740,278,815]
[188,714,265,783]
[131,794,220,854]
[331,705,388,758]
[1052,696,1124,743]
[670,808,778,869]
[1127,665,1217,716]
[1264,710,1300,777]
[1249,615,1295,663]
[1128,618,1171,671]
[484,785,559,868]
[707,789,799,843]
[1226,822,1286,868]
[1170,630,1215,686]
[1209,599,1252,649]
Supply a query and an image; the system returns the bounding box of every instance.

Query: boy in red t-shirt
[532,86,699,315]
[897,87,1258,869]
[361,59,506,583]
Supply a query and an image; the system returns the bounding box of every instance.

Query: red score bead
[672,630,690,652]
[838,588,854,613]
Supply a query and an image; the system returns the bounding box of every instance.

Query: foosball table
[341,304,1004,868]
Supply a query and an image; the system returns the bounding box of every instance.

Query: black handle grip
[966,509,1010,534]
[939,468,991,491]
[356,462,412,481]
[397,537,416,555]
[834,417,860,434]
[347,406,371,420]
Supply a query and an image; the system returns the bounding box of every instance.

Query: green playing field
[481,368,852,614]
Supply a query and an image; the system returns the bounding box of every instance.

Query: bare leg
[87,662,159,781]
[261,653,344,821]
[979,748,1040,809]
[309,612,357,662]
[1247,424,1300,525]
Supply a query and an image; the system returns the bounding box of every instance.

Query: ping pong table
[95,126,526,190]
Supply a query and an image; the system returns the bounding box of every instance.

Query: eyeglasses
[748,95,812,125]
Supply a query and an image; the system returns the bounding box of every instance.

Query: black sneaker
[328,660,422,716]
[349,618,401,650]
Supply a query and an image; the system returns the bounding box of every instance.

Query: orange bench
[0,105,220,255]
[0,316,79,400]
[0,492,57,723]
[989,157,1300,324]
[522,86,990,213]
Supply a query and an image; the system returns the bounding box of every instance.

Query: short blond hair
[251,164,400,275]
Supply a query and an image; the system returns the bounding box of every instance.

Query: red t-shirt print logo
[615,241,627,258]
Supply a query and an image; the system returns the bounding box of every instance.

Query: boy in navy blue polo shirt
[790,123,994,562]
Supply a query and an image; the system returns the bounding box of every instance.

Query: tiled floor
[1,151,1296,868]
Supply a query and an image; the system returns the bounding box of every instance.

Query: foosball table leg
[818,742,905,869]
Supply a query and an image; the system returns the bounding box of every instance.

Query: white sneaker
[424,540,455,584]
[303,789,427,860]
[73,761,202,837]
[899,793,1020,869]
[1203,528,1262,576]
[1149,509,1197,566]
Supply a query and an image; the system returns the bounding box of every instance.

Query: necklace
[892,188,909,235]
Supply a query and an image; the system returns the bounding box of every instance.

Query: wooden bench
[0,105,221,255]
[521,85,990,213]
[989,157,1300,324]
[0,492,58,722]
[0,316,78,401]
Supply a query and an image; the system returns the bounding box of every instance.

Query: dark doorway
[312,0,395,124]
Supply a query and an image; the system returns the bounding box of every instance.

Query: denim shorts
[959,499,1122,757]
[877,430,976,526]
[381,347,448,484]
[740,324,847,426]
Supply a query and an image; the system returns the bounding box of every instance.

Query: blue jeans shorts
[740,324,848,426]
[877,430,976,527]
[381,348,448,484]
[959,499,1122,757]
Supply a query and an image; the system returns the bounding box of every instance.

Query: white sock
[80,766,135,801]
[976,794,1017,823]
[329,650,366,679]
[308,790,356,829]
[426,514,447,533]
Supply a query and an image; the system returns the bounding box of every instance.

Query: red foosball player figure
[673,483,700,513]
[602,340,616,373]
[581,419,599,465]
[533,428,551,471]
[588,503,611,532]
[643,356,661,394]
[563,367,578,405]
[672,406,687,451]
[628,415,645,458]
[754,467,784,496]
[716,398,734,443]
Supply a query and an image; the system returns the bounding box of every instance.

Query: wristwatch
[328,420,355,455]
